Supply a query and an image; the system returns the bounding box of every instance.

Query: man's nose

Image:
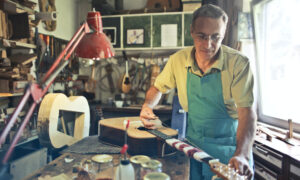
[203,38,212,49]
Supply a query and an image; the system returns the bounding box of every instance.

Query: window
[252,0,300,132]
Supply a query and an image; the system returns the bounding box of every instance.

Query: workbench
[24,143,189,180]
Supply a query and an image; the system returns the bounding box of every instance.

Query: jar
[140,159,162,179]
[81,159,94,172]
[80,159,95,179]
[130,155,151,180]
[91,154,114,180]
[143,172,170,180]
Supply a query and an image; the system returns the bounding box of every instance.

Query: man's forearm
[143,86,162,109]
[235,107,257,158]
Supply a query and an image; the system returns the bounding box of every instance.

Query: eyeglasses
[193,33,223,43]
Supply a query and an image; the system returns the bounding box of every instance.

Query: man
[139,4,256,180]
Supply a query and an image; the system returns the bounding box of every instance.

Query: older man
[140,4,256,180]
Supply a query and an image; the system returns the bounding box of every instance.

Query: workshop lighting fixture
[75,11,114,59]
[0,10,114,169]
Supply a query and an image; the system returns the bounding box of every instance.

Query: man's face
[191,17,226,61]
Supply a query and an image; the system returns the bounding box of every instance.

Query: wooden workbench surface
[24,151,189,180]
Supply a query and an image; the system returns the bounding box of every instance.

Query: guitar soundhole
[137,127,147,131]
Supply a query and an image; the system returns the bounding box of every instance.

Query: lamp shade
[75,11,114,59]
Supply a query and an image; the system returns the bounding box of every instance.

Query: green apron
[186,68,253,180]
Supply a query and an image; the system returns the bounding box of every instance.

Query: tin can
[143,172,170,180]
[140,159,162,179]
[130,155,151,180]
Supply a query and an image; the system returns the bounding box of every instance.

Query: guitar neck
[146,129,172,140]
[145,129,246,180]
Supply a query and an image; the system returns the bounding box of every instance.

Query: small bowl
[115,101,124,108]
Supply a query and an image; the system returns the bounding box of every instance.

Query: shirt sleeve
[231,57,254,108]
[154,56,176,93]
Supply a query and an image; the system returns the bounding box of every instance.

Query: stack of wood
[0,0,37,94]
[0,0,37,44]
[0,107,34,145]
[0,50,36,93]
[0,9,10,39]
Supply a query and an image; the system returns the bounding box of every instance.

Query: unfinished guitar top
[99,116,178,139]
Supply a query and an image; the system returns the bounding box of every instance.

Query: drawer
[255,161,278,180]
[10,147,47,180]
[290,161,300,179]
[253,144,283,169]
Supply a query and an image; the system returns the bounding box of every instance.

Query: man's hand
[140,104,158,129]
[228,155,253,179]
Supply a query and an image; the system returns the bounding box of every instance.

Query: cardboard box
[0,80,28,93]
[0,79,10,93]
[183,2,202,12]
[11,81,27,93]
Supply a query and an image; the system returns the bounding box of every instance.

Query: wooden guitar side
[98,117,178,156]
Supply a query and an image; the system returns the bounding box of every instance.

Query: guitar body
[121,59,131,93]
[99,117,178,156]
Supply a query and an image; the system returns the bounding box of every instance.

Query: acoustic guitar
[98,117,178,156]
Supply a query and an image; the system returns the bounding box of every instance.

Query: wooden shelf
[1,0,36,14]
[113,47,185,57]
[0,92,23,98]
[0,39,36,49]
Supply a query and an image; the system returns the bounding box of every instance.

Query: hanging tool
[36,34,47,74]
[105,63,115,94]
[121,51,131,93]
[45,35,51,62]
[150,64,160,87]
[85,64,96,93]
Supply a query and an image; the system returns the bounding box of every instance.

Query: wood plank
[0,71,20,79]
[1,39,36,49]
[9,53,37,65]
[0,92,23,97]
[1,0,35,14]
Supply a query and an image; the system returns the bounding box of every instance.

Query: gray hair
[192,4,228,28]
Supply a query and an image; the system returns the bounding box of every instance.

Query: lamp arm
[42,22,90,84]
[0,22,90,165]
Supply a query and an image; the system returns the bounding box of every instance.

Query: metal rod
[2,102,37,163]
[0,22,90,165]
[43,60,69,88]
[0,89,31,145]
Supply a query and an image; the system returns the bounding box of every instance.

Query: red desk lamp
[0,10,114,165]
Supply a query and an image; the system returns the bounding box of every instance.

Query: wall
[243,0,252,12]
[123,0,147,10]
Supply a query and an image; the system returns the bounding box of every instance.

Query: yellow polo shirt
[154,45,254,119]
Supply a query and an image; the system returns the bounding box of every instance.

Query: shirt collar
[185,45,225,72]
